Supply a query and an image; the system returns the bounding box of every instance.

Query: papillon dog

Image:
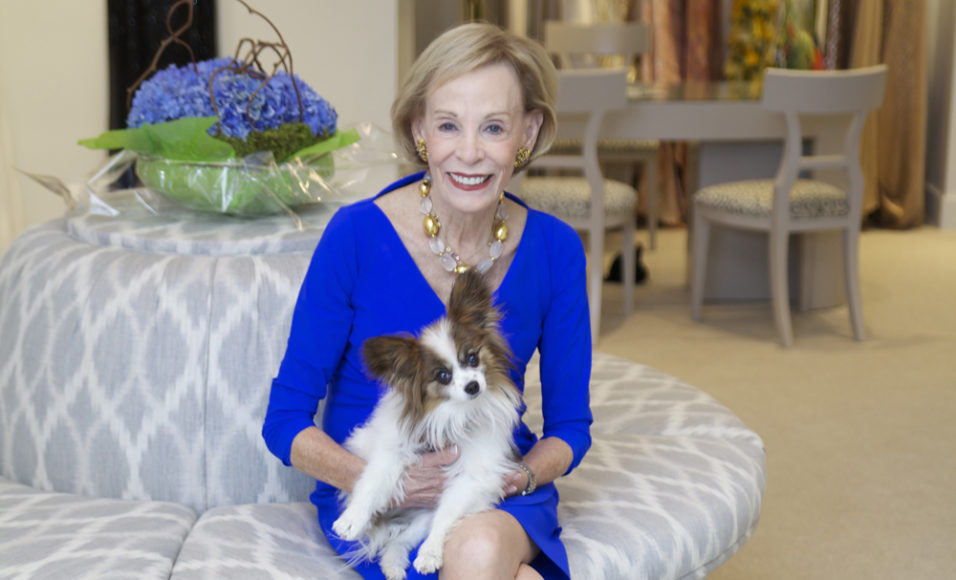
[331,269,523,580]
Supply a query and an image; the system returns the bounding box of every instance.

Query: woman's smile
[448,172,492,190]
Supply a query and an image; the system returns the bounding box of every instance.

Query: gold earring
[514,147,531,169]
[416,139,429,163]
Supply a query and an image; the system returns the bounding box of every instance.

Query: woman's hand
[503,468,530,497]
[394,446,460,509]
[502,437,575,498]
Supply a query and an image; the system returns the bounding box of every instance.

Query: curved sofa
[0,207,765,579]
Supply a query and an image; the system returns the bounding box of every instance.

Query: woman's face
[413,62,542,215]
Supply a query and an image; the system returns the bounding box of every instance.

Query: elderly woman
[263,22,591,580]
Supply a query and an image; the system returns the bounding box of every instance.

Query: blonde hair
[391,22,557,173]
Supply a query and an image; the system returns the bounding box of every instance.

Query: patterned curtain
[850,0,927,228]
[640,0,722,225]
[108,0,218,132]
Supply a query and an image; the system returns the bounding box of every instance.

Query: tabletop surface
[628,80,764,103]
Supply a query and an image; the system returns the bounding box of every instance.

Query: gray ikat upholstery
[0,208,334,512]
[169,502,355,579]
[0,207,765,579]
[525,353,766,580]
[0,477,196,579]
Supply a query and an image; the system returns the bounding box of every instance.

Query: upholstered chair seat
[695,179,849,219]
[520,176,638,221]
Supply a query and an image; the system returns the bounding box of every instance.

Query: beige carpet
[594,226,956,579]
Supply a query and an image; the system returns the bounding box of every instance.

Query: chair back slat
[544,21,651,58]
[762,65,888,114]
[798,154,851,171]
[555,68,628,113]
[530,155,587,171]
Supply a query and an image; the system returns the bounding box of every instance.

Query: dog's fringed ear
[447,269,498,329]
[363,335,430,427]
[362,335,421,388]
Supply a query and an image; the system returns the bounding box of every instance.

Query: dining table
[596,80,850,309]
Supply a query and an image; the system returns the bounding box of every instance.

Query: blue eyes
[436,122,506,136]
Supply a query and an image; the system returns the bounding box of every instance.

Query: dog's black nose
[465,381,480,396]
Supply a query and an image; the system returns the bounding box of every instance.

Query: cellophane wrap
[30,122,403,230]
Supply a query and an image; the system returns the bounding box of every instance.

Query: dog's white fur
[332,271,522,579]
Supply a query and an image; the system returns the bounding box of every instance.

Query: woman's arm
[536,219,593,473]
[290,426,366,494]
[262,208,357,469]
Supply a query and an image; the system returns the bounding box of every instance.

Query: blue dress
[263,173,593,579]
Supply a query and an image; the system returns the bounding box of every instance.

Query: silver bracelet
[518,462,537,496]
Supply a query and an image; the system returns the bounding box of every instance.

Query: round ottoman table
[0,203,765,579]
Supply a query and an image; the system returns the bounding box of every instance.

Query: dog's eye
[435,368,452,385]
[466,352,480,367]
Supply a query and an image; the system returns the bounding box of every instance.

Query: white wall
[0,1,401,252]
[0,0,109,239]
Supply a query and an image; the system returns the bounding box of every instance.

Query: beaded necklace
[418,174,508,274]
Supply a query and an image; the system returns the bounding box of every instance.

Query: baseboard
[927,184,956,230]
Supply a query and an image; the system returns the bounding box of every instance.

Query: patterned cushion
[519,176,638,220]
[0,477,196,579]
[0,214,320,512]
[526,352,766,580]
[527,352,764,444]
[170,502,357,579]
[695,179,848,219]
[560,434,764,580]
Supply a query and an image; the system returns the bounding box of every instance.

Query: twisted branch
[129,0,306,136]
[207,0,305,134]
[125,0,198,111]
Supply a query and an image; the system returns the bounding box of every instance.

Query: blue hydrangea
[127,57,337,141]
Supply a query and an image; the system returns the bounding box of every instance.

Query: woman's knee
[440,511,535,579]
[443,516,507,563]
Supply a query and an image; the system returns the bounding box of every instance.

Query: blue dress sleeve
[262,207,359,466]
[537,217,593,474]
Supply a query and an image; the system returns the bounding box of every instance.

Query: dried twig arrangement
[126,0,305,134]
[208,0,305,134]
[125,0,198,111]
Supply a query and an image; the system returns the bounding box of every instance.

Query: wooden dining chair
[518,68,637,344]
[543,20,660,250]
[690,65,888,347]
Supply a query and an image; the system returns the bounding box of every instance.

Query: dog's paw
[381,563,408,580]
[381,560,407,580]
[412,542,443,575]
[331,510,366,541]
[380,545,410,580]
